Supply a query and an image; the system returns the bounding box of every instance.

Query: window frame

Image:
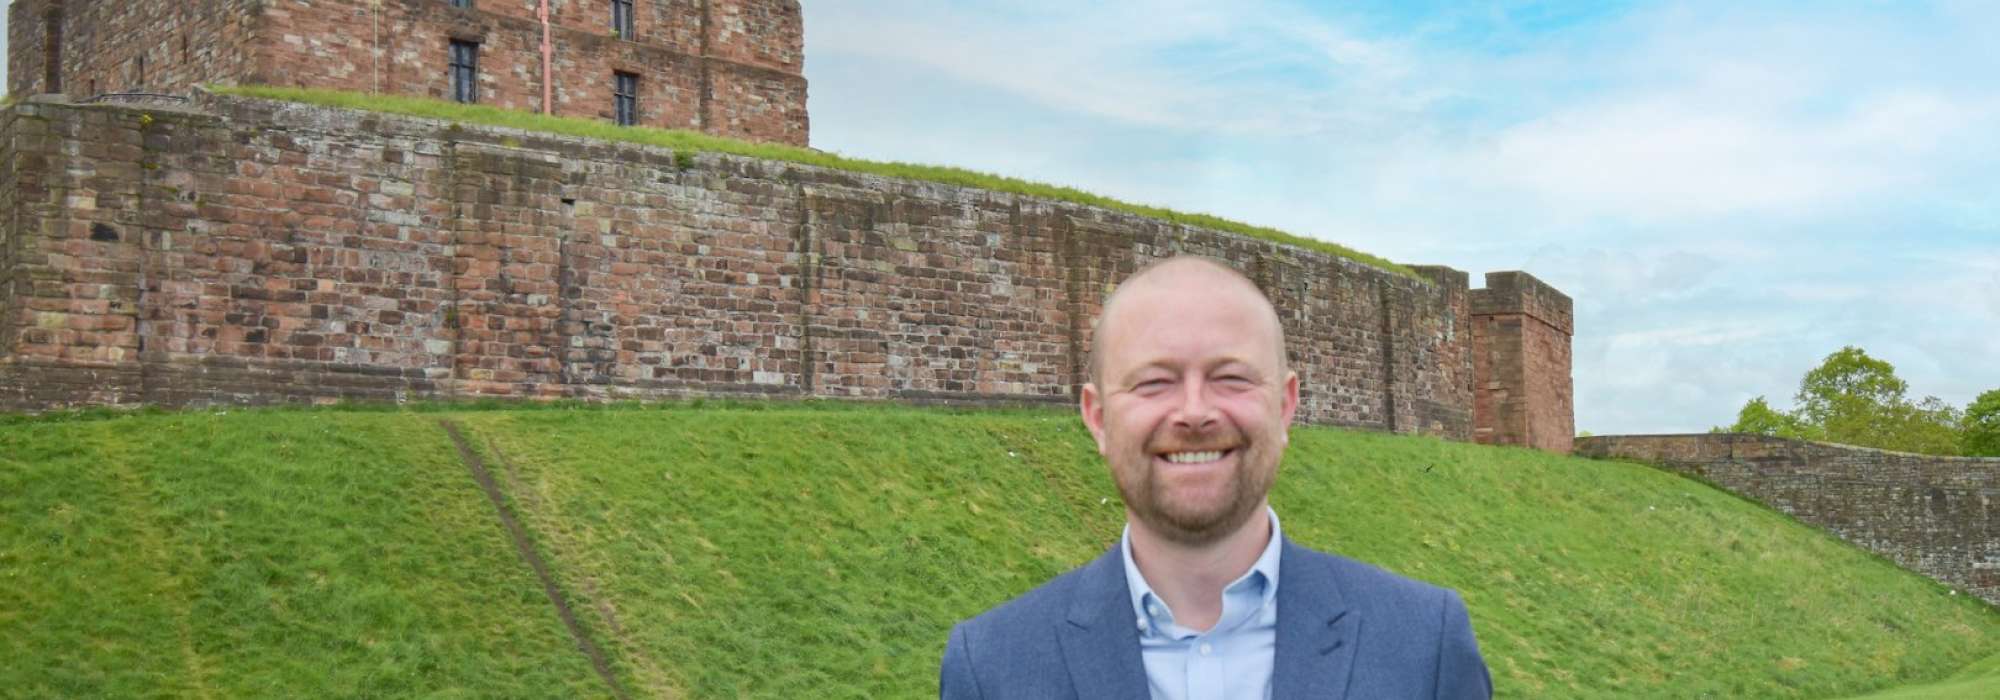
[449,40,480,104]
[614,71,639,126]
[43,10,62,93]
[612,0,636,40]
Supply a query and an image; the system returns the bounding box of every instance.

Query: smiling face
[1081,258,1300,546]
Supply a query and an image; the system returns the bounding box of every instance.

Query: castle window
[449,40,479,103]
[449,0,473,8]
[614,72,639,126]
[612,0,636,39]
[44,10,63,94]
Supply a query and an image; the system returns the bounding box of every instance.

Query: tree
[1721,346,1965,456]
[1794,346,1908,447]
[1721,395,1817,440]
[1964,389,2000,457]
[1895,395,1964,457]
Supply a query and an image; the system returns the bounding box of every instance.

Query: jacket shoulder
[1298,546,1456,608]
[1284,542,1492,697]
[942,554,1113,699]
[954,557,1093,641]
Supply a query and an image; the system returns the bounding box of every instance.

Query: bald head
[1088,256,1289,385]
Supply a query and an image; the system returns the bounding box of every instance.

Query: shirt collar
[1121,507,1284,634]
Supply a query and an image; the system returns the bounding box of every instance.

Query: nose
[1171,375,1220,431]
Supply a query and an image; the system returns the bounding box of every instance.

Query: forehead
[1097,270,1283,374]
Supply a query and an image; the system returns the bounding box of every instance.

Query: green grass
[3,403,1995,697]
[0,411,604,697]
[204,84,1417,280]
[1835,651,2000,699]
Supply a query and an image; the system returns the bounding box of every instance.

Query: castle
[0,2,1576,453]
[7,0,809,145]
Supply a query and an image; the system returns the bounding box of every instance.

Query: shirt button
[1199,643,1213,656]
[1147,604,1161,616]
[1136,616,1147,631]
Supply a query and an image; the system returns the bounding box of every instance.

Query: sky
[797,0,2000,434]
[5,3,1997,434]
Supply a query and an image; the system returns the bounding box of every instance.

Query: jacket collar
[1060,545,1150,700]
[1059,536,1359,700]
[1271,537,1360,699]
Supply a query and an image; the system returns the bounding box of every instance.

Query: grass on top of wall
[206,84,1419,280]
[3,403,1996,698]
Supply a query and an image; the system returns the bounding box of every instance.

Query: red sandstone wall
[7,0,263,99]
[707,0,805,73]
[252,1,546,109]
[1575,434,2000,606]
[1470,271,1574,452]
[0,94,1523,439]
[7,0,808,146]
[7,1,46,96]
[707,60,809,146]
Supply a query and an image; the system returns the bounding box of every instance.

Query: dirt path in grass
[440,420,630,700]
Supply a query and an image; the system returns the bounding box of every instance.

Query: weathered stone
[1469,271,1575,452]
[7,0,808,146]
[0,93,1573,449]
[1577,434,2000,607]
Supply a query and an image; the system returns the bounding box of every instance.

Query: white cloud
[808,0,1434,138]
[1458,84,2000,221]
[805,1,2000,434]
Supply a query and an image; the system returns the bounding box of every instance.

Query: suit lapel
[1272,538,1360,699]
[1057,545,1150,700]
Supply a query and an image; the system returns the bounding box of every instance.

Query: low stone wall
[1575,433,2000,607]
[0,92,1574,444]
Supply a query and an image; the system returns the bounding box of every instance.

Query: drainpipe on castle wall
[540,0,553,114]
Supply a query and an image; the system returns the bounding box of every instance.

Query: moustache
[1146,429,1245,455]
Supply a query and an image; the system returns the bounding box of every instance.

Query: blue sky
[5,2,1996,434]
[799,0,2000,434]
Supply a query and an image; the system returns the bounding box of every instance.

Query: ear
[1080,382,1110,455]
[1279,371,1300,445]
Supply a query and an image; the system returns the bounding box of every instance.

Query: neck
[1127,505,1272,633]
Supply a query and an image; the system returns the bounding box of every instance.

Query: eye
[1213,374,1255,390]
[1131,378,1173,394]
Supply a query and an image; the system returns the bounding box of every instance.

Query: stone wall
[6,0,808,146]
[7,0,263,100]
[1575,433,2000,607]
[0,93,1575,441]
[1471,271,1573,452]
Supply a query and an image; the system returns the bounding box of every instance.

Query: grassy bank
[1838,652,2000,699]
[3,403,1994,697]
[203,85,1415,280]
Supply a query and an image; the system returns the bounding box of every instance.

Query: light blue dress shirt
[1120,509,1283,700]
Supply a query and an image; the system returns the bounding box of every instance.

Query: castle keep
[7,0,808,146]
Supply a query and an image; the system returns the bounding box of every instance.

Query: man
[940,256,1491,699]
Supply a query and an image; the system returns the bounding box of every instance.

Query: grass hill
[3,403,1995,697]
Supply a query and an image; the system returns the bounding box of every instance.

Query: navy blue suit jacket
[940,537,1492,699]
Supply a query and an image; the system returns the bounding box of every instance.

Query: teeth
[1164,451,1225,464]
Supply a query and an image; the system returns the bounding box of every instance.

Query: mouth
[1154,448,1237,466]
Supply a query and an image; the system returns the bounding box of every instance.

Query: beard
[1110,425,1278,546]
